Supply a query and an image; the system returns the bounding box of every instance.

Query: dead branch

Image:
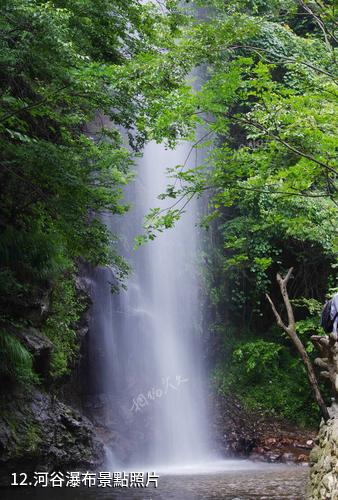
[266,267,329,422]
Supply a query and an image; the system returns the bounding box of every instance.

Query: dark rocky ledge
[211,392,316,465]
[0,270,104,487]
[0,388,104,487]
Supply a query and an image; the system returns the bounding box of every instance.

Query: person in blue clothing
[331,292,338,338]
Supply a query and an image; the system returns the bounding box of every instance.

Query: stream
[2,462,308,499]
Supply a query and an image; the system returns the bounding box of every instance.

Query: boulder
[281,452,296,463]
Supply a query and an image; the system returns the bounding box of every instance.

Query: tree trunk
[266,267,329,422]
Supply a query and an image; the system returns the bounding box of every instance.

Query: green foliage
[233,339,282,373]
[293,297,324,353]
[0,331,38,385]
[42,275,84,379]
[157,0,338,425]
[1,412,42,456]
[139,0,337,260]
[135,0,337,327]
[0,1,185,385]
[22,420,42,455]
[0,0,182,297]
[214,338,321,426]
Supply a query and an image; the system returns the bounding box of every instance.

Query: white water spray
[88,140,212,469]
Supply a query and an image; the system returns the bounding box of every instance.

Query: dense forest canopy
[0,0,184,380]
[0,0,337,424]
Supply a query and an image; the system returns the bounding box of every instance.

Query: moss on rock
[307,416,338,499]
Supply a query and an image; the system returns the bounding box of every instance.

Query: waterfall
[87,140,212,468]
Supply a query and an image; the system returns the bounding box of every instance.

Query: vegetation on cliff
[0,0,184,382]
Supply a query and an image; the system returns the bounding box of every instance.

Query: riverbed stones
[212,392,315,464]
[281,452,296,463]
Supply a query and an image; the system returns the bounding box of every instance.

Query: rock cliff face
[0,273,105,487]
[307,415,338,499]
[0,389,104,486]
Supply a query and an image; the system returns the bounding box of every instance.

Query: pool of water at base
[1,461,309,500]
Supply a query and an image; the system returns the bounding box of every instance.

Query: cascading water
[87,140,212,469]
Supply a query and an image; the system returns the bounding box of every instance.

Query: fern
[0,331,39,385]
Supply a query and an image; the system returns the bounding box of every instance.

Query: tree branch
[0,84,70,124]
[265,293,288,331]
[229,114,337,176]
[229,44,338,82]
[266,267,329,422]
